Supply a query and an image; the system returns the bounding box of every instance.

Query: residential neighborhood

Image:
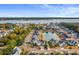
[0,18,79,55]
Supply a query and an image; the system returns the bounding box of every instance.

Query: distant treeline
[0,17,79,20]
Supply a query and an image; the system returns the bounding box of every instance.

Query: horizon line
[0,17,79,20]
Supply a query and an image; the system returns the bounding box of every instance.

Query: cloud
[1,4,79,17]
[53,5,79,17]
[40,4,53,8]
[62,7,79,16]
[39,4,79,17]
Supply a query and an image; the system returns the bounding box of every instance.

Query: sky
[0,4,79,17]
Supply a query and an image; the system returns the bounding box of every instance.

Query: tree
[14,27,21,34]
[69,52,77,55]
[6,40,17,46]
[48,41,53,48]
[76,27,79,33]
[16,36,24,46]
[7,33,16,39]
[3,45,14,55]
[0,50,3,55]
[44,41,48,50]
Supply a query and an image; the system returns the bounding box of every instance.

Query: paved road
[25,30,34,43]
[20,30,34,51]
[28,48,79,54]
[13,47,21,55]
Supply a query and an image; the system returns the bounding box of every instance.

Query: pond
[0,20,56,24]
[44,32,60,41]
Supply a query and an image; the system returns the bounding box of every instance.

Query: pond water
[44,32,60,41]
[0,19,79,24]
[0,20,54,24]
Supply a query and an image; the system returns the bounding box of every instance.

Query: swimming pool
[44,32,60,41]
